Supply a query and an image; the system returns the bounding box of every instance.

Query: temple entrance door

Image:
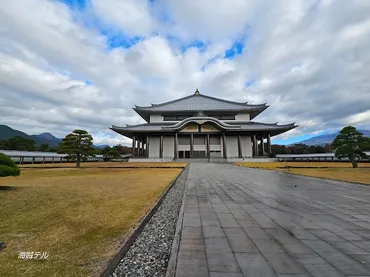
[193,150,206,158]
[192,135,207,158]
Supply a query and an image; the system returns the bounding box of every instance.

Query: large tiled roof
[111,119,297,138]
[135,93,267,111]
[134,91,268,121]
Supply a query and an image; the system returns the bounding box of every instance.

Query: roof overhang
[133,106,269,122]
[161,117,241,131]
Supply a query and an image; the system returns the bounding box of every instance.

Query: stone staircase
[175,158,228,163]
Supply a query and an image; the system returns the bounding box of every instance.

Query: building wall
[163,136,174,158]
[148,134,251,159]
[235,113,250,121]
[226,136,238,158]
[148,136,174,158]
[150,114,164,122]
[149,137,160,158]
[241,136,253,157]
[150,113,250,122]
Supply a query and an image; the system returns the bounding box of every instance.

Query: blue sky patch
[58,0,87,10]
[246,80,255,88]
[181,40,208,53]
[103,31,142,49]
[224,40,244,59]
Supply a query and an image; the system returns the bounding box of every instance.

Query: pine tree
[332,126,369,168]
[58,130,95,168]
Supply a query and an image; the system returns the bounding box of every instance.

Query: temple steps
[175,158,228,163]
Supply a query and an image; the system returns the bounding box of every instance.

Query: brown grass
[0,167,182,277]
[236,162,370,185]
[19,162,188,168]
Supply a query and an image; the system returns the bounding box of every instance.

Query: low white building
[111,90,297,161]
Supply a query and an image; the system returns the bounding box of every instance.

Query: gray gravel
[112,167,188,277]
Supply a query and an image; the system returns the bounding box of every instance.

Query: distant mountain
[95,144,109,149]
[0,125,62,147]
[0,125,105,149]
[0,125,30,140]
[30,132,62,147]
[294,129,370,146]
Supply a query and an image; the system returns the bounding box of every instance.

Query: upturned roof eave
[111,122,298,135]
[134,105,268,111]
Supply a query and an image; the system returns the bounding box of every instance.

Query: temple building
[111,90,297,161]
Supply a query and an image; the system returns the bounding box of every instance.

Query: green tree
[0,153,20,177]
[114,144,131,154]
[4,136,36,151]
[104,147,122,161]
[58,130,95,168]
[0,140,8,150]
[101,146,111,161]
[332,126,369,168]
[324,143,331,153]
[38,143,49,152]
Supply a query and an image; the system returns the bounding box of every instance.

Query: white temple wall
[150,114,164,122]
[149,137,160,158]
[235,113,250,121]
[193,145,206,151]
[241,136,253,157]
[226,136,238,158]
[163,137,174,158]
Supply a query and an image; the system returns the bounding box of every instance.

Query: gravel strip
[112,167,188,277]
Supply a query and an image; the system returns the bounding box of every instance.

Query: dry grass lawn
[19,162,188,168]
[0,167,182,277]
[236,162,370,185]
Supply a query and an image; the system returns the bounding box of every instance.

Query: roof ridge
[135,92,267,109]
[198,94,252,106]
[136,94,195,109]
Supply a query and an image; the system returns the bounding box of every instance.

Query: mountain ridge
[0,125,62,147]
[293,129,370,146]
[0,125,109,149]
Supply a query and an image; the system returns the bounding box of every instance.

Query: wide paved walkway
[175,163,370,277]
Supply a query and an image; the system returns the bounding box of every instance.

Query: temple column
[190,133,194,158]
[237,134,242,158]
[146,136,150,158]
[267,133,271,155]
[252,135,257,157]
[207,134,210,160]
[261,135,265,156]
[222,133,227,159]
[160,135,163,159]
[174,132,178,159]
[137,138,140,157]
[137,137,141,157]
[138,138,141,156]
[141,138,144,157]
[132,135,136,156]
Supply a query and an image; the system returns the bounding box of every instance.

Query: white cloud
[91,0,155,36]
[0,0,370,146]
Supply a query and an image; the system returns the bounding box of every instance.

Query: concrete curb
[281,170,370,187]
[235,164,370,187]
[100,166,188,277]
[165,166,189,277]
[20,166,185,169]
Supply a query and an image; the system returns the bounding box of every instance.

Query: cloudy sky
[1,0,370,146]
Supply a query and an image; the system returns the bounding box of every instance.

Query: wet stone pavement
[174,163,370,277]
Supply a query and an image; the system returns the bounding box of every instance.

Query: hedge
[0,153,20,177]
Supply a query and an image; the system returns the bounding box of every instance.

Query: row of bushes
[0,153,20,177]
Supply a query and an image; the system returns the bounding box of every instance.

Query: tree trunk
[351,156,358,168]
[76,155,81,168]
